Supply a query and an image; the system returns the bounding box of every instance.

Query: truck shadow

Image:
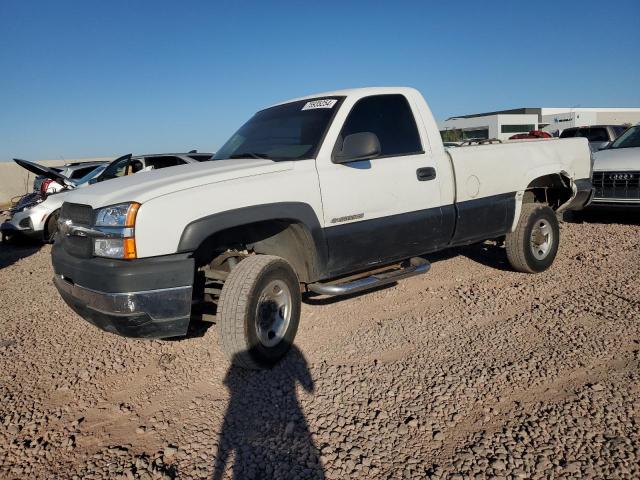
[212,344,325,480]
[0,237,41,270]
[303,244,511,307]
[454,242,512,272]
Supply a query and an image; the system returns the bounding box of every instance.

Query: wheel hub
[530,219,553,260]
[255,279,291,348]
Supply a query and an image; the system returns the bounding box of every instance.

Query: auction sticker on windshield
[302,99,337,110]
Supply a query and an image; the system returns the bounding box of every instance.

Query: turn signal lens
[125,203,140,227]
[123,238,137,259]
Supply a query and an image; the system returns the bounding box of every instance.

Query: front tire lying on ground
[217,255,301,369]
[505,203,560,273]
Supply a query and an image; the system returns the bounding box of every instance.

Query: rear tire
[217,255,301,369]
[505,203,559,273]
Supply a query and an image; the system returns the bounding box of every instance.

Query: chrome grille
[60,202,94,257]
[592,171,640,201]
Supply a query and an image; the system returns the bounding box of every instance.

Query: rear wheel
[505,203,559,273]
[44,210,60,243]
[216,255,301,369]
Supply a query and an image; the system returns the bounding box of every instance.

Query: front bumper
[1,218,41,239]
[52,243,195,338]
[53,275,192,338]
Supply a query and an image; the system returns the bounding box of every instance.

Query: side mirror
[88,178,97,185]
[333,132,381,164]
[597,141,611,150]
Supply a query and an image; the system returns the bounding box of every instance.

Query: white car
[51,86,593,369]
[1,153,210,242]
[589,124,640,209]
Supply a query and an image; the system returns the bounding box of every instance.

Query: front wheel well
[192,220,320,283]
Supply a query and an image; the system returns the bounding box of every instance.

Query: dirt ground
[0,212,639,479]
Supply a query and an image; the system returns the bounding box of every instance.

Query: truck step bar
[308,258,431,296]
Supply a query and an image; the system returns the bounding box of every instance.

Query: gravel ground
[0,213,639,479]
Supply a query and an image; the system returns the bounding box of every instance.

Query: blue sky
[1,0,639,160]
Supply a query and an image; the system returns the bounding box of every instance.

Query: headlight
[95,202,139,227]
[93,202,140,259]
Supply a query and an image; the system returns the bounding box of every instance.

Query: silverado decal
[330,213,364,224]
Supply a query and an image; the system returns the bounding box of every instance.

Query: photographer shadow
[212,344,324,480]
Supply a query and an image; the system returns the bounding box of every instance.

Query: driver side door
[315,94,449,277]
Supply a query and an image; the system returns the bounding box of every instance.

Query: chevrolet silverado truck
[51,87,594,369]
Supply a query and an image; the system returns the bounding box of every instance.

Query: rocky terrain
[0,213,638,479]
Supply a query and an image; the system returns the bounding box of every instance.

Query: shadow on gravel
[563,209,640,226]
[0,237,41,270]
[213,345,324,480]
[456,242,512,272]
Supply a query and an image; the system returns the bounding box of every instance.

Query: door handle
[416,167,436,181]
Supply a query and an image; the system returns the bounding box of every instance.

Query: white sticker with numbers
[302,99,337,110]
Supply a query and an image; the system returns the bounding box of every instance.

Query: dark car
[560,125,628,151]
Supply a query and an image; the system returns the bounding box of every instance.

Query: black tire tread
[505,203,557,273]
[217,255,290,369]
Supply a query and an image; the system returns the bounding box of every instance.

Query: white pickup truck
[52,87,593,368]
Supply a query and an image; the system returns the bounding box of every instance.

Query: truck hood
[593,147,640,171]
[63,158,294,208]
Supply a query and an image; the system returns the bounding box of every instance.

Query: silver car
[590,125,640,209]
[2,152,212,242]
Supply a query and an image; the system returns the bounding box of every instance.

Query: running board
[308,258,431,296]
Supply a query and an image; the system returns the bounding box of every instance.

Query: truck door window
[337,94,423,157]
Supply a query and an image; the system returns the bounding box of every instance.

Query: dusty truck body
[51,87,593,368]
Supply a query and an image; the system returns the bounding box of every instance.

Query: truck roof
[268,86,420,108]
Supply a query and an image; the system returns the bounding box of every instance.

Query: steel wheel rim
[255,279,292,348]
[530,218,553,260]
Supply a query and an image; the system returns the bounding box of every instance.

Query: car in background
[589,124,640,209]
[1,152,212,242]
[34,161,108,195]
[560,125,628,152]
[509,130,552,140]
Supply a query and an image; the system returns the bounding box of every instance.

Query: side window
[69,166,96,179]
[337,94,422,157]
[586,128,608,142]
[144,156,185,169]
[100,158,130,181]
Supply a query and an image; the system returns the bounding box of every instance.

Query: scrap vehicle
[33,161,108,195]
[1,153,212,242]
[509,130,552,140]
[559,125,628,152]
[588,124,640,209]
[51,87,594,368]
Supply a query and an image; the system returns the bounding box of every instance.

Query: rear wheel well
[524,173,573,209]
[192,220,319,283]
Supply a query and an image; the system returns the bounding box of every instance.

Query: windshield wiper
[228,152,271,159]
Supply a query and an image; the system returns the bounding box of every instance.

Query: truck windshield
[213,97,344,161]
[608,125,640,149]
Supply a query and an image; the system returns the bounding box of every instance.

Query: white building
[439,107,640,141]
